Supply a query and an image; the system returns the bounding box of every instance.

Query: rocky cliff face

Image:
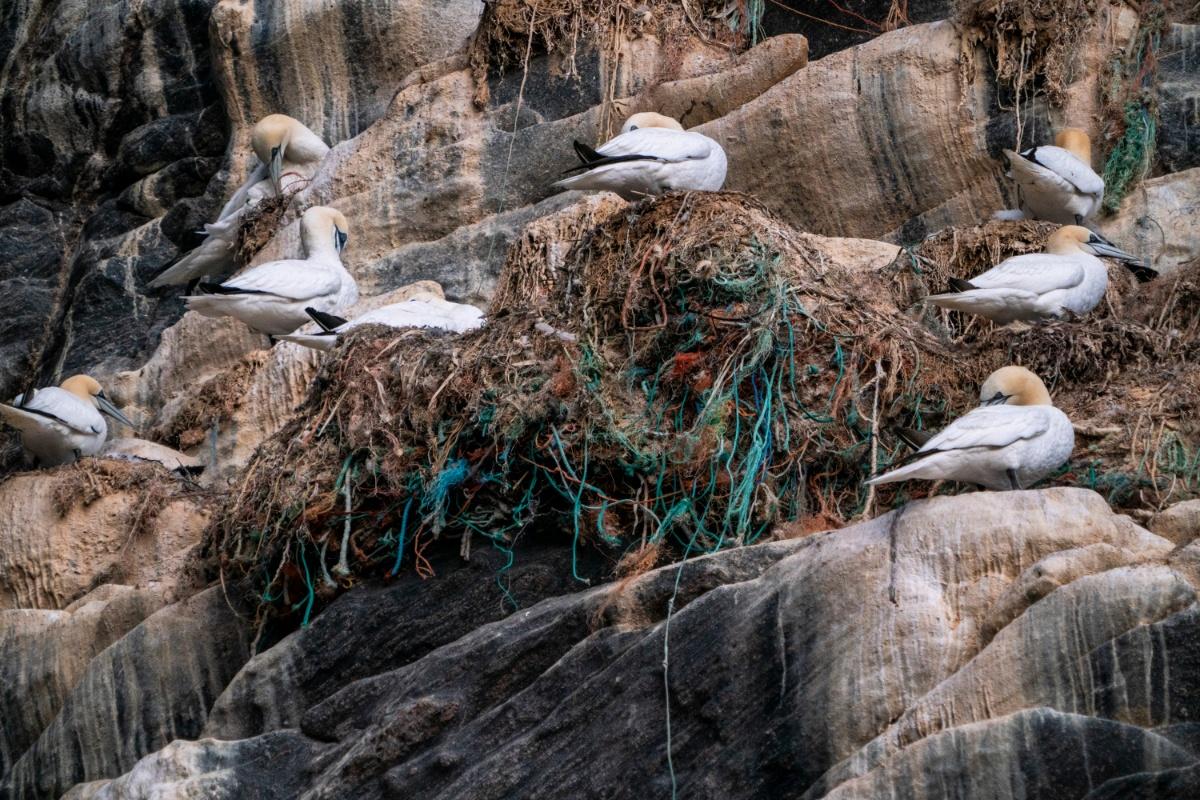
[2,0,1200,798]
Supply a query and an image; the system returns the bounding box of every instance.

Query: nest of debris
[153,351,268,450]
[906,222,1200,509]
[467,0,761,108]
[49,458,200,539]
[234,194,293,266]
[957,0,1099,106]
[214,194,1200,618]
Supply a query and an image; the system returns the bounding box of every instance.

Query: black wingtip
[572,139,603,165]
[891,426,933,452]
[947,277,977,292]
[305,307,349,333]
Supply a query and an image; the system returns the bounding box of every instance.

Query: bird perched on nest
[994,128,1104,225]
[149,114,330,288]
[0,375,135,467]
[278,295,485,352]
[866,366,1073,491]
[553,112,727,200]
[101,438,204,476]
[924,225,1151,323]
[184,206,356,336]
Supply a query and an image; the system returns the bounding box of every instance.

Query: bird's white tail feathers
[926,288,1038,317]
[275,333,336,352]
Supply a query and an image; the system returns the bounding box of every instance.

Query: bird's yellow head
[250,114,301,165]
[301,206,350,255]
[979,366,1053,407]
[1046,225,1140,264]
[1046,225,1092,254]
[60,375,136,428]
[1055,128,1092,163]
[60,375,102,400]
[621,112,684,134]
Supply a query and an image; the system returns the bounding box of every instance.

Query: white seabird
[553,112,727,201]
[101,438,204,475]
[996,128,1104,224]
[0,375,136,467]
[278,296,485,352]
[866,366,1074,491]
[184,206,357,336]
[925,225,1150,324]
[149,114,330,288]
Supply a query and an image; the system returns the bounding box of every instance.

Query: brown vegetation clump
[49,458,198,539]
[234,194,292,266]
[213,193,1200,618]
[467,0,760,108]
[957,0,1099,106]
[153,351,269,450]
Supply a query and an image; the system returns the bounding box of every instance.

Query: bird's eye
[629,125,638,131]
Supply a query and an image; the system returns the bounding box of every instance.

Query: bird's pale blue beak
[97,393,136,430]
[269,144,285,192]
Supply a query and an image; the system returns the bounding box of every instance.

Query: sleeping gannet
[278,296,485,352]
[184,206,357,336]
[101,438,204,475]
[1,376,135,466]
[997,128,1104,224]
[925,225,1149,323]
[553,112,727,200]
[866,366,1073,491]
[149,114,330,288]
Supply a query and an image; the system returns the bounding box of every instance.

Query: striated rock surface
[1,587,252,800]
[67,489,1200,798]
[2,1,1200,799]
[0,469,207,611]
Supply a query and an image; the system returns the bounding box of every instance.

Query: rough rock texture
[1158,24,1200,175]
[4,2,1200,799]
[0,0,226,398]
[0,586,165,780]
[1098,167,1200,275]
[0,471,207,611]
[71,489,1200,798]
[0,587,252,800]
[210,0,484,141]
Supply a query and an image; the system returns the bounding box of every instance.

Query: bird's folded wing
[222,260,341,301]
[919,406,1050,453]
[1017,146,1104,196]
[596,129,712,163]
[971,254,1086,294]
[3,390,100,435]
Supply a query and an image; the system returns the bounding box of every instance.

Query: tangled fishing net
[214,194,1200,619]
[1100,1,1164,210]
[467,0,764,107]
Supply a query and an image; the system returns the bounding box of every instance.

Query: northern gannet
[101,438,204,475]
[1,376,135,466]
[866,366,1073,491]
[184,206,357,336]
[149,114,330,288]
[996,128,1104,224]
[925,225,1148,323]
[553,112,727,201]
[278,296,485,351]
